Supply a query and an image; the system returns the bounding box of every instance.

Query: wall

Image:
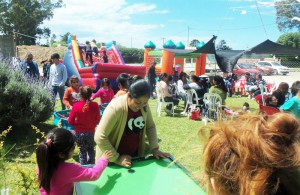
[0,35,16,58]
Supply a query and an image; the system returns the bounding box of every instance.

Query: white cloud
[292,17,300,21]
[257,1,275,7]
[41,0,166,48]
[241,10,247,15]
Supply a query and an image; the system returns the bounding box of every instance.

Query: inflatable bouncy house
[63,34,146,91]
[53,35,146,130]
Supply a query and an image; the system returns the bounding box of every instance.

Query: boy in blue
[20,53,40,79]
[281,81,300,119]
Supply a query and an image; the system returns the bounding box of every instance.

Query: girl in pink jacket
[91,78,114,104]
[36,128,112,195]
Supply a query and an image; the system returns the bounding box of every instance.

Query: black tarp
[244,39,300,56]
[161,36,299,73]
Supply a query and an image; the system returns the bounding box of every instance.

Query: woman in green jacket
[94,79,169,168]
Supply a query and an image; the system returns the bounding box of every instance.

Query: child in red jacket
[68,86,100,165]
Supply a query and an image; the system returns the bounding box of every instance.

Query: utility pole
[161,37,165,46]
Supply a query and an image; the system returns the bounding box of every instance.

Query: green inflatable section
[77,60,84,68]
[163,40,176,49]
[176,42,185,49]
[75,157,206,195]
[144,41,156,49]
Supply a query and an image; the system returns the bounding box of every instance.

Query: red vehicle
[253,62,274,75]
[232,63,260,78]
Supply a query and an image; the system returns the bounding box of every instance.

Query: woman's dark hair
[179,72,187,81]
[129,79,150,99]
[213,75,228,93]
[190,75,200,83]
[291,81,300,96]
[101,78,111,88]
[167,74,173,82]
[159,73,168,81]
[36,128,75,193]
[116,73,130,89]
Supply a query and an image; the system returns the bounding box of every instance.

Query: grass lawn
[0,96,258,193]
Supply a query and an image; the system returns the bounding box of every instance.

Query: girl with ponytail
[36,128,112,194]
[68,86,100,165]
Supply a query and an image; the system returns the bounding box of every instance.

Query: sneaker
[180,111,186,115]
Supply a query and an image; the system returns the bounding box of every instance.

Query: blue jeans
[52,85,65,110]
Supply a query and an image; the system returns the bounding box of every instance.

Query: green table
[75,156,206,195]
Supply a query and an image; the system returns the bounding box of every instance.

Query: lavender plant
[0,56,54,128]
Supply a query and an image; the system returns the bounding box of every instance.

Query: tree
[189,39,200,47]
[275,0,300,32]
[0,0,63,45]
[60,32,71,44]
[216,40,232,50]
[277,32,300,62]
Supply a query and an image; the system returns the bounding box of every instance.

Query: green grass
[0,96,259,193]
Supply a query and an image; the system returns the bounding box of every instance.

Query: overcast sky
[41,0,298,50]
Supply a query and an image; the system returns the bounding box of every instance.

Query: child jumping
[68,86,101,165]
[36,128,112,194]
[63,75,80,109]
[91,78,114,104]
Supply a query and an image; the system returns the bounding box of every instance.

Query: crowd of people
[18,54,300,194]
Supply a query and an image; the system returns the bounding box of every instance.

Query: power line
[13,31,36,39]
[255,0,269,39]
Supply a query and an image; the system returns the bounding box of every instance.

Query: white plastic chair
[155,85,175,117]
[184,89,202,118]
[203,93,222,119]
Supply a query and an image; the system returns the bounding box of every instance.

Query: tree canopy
[189,39,200,47]
[216,40,232,50]
[275,0,300,32]
[0,0,63,45]
[277,32,300,62]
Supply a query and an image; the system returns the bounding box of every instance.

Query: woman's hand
[152,148,170,159]
[116,155,132,168]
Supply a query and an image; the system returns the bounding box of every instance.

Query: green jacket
[94,94,159,163]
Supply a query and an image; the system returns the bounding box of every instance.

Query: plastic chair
[155,85,175,117]
[184,89,202,118]
[203,93,222,119]
[254,95,280,115]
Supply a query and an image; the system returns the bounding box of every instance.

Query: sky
[41,0,298,50]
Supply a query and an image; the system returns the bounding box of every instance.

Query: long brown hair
[199,113,300,195]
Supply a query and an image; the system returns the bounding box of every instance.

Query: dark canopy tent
[156,36,299,73]
[244,39,300,56]
[192,37,300,73]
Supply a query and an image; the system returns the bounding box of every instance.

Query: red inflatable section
[95,63,146,79]
[81,78,99,90]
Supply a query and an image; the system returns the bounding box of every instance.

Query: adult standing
[49,53,68,110]
[19,53,40,79]
[94,79,169,168]
[148,62,157,99]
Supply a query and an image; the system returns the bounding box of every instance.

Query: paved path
[263,72,300,88]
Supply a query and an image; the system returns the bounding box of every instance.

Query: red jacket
[68,100,100,132]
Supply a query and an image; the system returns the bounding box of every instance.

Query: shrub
[0,58,54,128]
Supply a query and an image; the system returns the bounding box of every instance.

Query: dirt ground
[16,45,67,67]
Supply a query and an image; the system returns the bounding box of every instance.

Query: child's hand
[101,150,113,160]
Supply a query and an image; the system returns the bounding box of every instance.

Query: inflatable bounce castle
[63,34,146,90]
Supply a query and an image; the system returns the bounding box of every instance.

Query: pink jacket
[39,158,108,195]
